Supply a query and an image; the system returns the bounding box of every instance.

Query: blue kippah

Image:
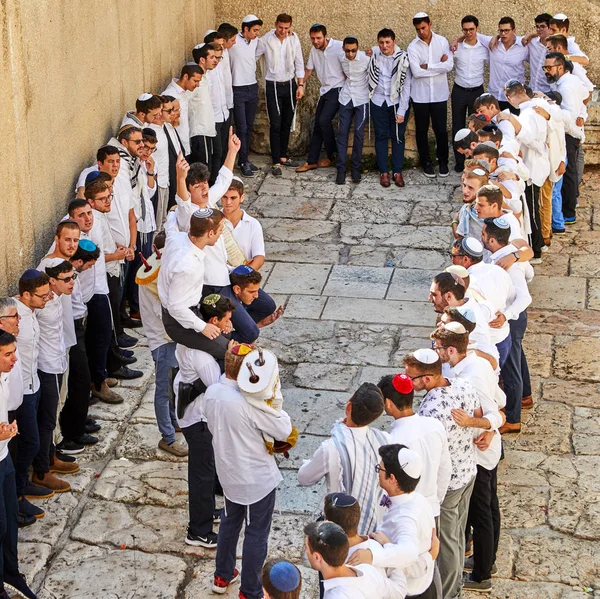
[330,493,357,508]
[85,171,101,185]
[78,239,97,251]
[21,269,42,280]
[269,561,301,593]
[232,265,254,275]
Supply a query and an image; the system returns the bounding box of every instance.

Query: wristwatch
[512,251,520,261]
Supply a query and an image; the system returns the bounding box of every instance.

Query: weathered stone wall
[216,1,600,162]
[0,0,214,295]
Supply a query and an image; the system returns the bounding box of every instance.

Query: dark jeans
[336,101,367,174]
[0,455,19,582]
[60,318,90,441]
[125,232,154,315]
[451,84,483,169]
[412,100,449,167]
[107,273,124,338]
[182,421,216,536]
[502,310,527,424]
[498,101,519,115]
[210,120,228,186]
[34,371,63,475]
[189,134,214,167]
[85,293,113,388]
[151,343,179,444]
[307,87,340,164]
[215,488,277,599]
[233,84,259,166]
[265,79,297,164]
[521,349,531,398]
[14,390,40,496]
[526,183,543,257]
[495,333,512,369]
[203,285,276,344]
[562,134,580,219]
[467,465,500,582]
[370,100,409,174]
[409,579,437,599]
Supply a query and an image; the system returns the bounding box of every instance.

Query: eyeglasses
[96,193,113,203]
[162,108,174,113]
[344,48,358,53]
[374,464,387,474]
[0,313,20,321]
[407,374,427,381]
[130,138,144,145]
[431,340,447,352]
[33,291,53,300]
[449,252,464,259]
[143,145,157,153]
[498,28,513,33]
[542,65,559,72]
[57,273,78,283]
[462,27,477,32]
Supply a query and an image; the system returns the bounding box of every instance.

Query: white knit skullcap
[442,321,467,334]
[413,348,439,365]
[491,217,511,229]
[553,13,568,20]
[471,168,487,176]
[456,305,476,323]
[462,237,484,257]
[44,257,68,269]
[480,141,497,149]
[242,14,260,23]
[138,93,153,101]
[414,12,429,18]
[454,128,472,142]
[445,265,470,279]
[204,29,217,38]
[231,176,244,184]
[398,447,423,479]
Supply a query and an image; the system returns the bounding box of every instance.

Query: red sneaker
[239,592,264,599]
[212,568,240,594]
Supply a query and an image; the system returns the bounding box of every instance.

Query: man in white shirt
[548,14,589,63]
[451,15,488,172]
[369,28,412,188]
[162,64,203,158]
[334,37,369,185]
[161,96,186,215]
[256,13,305,177]
[121,93,162,129]
[482,218,533,433]
[228,15,263,178]
[408,13,453,178]
[201,344,292,598]
[298,383,390,535]
[305,520,406,599]
[526,14,554,95]
[473,94,521,156]
[296,25,344,174]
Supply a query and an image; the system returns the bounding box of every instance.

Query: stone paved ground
[23,162,600,598]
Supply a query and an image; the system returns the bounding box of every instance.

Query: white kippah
[445,265,469,278]
[480,140,497,149]
[138,93,153,102]
[443,321,467,334]
[462,237,484,257]
[204,29,217,38]
[193,208,214,219]
[454,128,472,142]
[413,348,439,365]
[456,305,476,323]
[553,13,568,20]
[414,11,429,18]
[231,176,244,184]
[44,257,67,269]
[398,447,423,479]
[492,217,511,229]
[471,168,487,176]
[242,14,260,23]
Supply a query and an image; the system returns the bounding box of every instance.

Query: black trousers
[85,293,113,388]
[307,87,340,164]
[467,465,500,582]
[265,79,297,164]
[0,455,19,583]
[451,84,483,169]
[525,183,543,257]
[562,134,580,219]
[60,318,90,441]
[189,135,214,167]
[182,421,216,537]
[412,101,449,167]
[34,371,63,474]
[107,273,124,338]
[209,120,228,186]
[409,579,437,599]
[498,100,519,115]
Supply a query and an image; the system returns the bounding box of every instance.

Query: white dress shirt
[514,100,551,187]
[256,30,305,82]
[492,110,520,155]
[173,343,221,428]
[229,34,259,86]
[135,163,157,236]
[480,34,529,101]
[490,246,532,321]
[138,286,170,352]
[221,48,234,109]
[407,33,453,103]
[76,165,99,192]
[389,415,451,517]
[453,40,488,88]
[553,72,589,140]
[370,48,412,116]
[201,374,292,505]
[85,218,111,294]
[16,301,40,394]
[459,296,499,365]
[207,66,230,124]
[7,348,23,412]
[70,277,87,320]
[567,36,587,59]
[92,210,120,278]
[339,51,370,107]
[188,77,216,138]
[226,211,265,260]
[323,564,406,599]
[104,146,135,248]
[203,237,230,287]
[0,374,10,462]
[163,78,191,154]
[158,232,207,333]
[307,39,345,95]
[36,293,67,375]
[527,38,552,94]
[370,492,435,596]
[148,123,170,189]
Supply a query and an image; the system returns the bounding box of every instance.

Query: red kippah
[392,374,414,395]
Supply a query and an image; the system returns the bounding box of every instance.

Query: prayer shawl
[368,45,410,104]
[330,422,389,535]
[222,220,247,268]
[262,30,300,79]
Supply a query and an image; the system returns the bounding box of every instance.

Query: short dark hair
[546,34,568,51]
[535,13,552,26]
[276,13,293,24]
[323,493,361,537]
[154,230,166,250]
[379,444,420,493]
[454,130,478,151]
[461,15,479,27]
[68,198,90,216]
[483,217,511,247]
[45,260,74,279]
[186,162,210,187]
[452,237,482,264]
[473,93,500,112]
[477,124,503,144]
[229,268,262,290]
[377,375,414,410]
[117,125,142,143]
[473,143,499,162]
[443,307,476,333]
[343,36,359,46]
[546,90,563,105]
[97,145,119,163]
[433,272,466,300]
[413,14,431,26]
[218,23,239,40]
[56,220,80,238]
[189,210,224,238]
[545,51,566,68]
[348,382,384,426]
[309,24,327,36]
[204,31,224,44]
[402,352,442,376]
[304,521,348,567]
[200,295,235,322]
[241,18,263,31]
[193,43,216,63]
[431,326,469,354]
[142,128,157,144]
[504,79,526,97]
[180,63,203,79]
[498,16,516,29]
[261,559,302,599]
[71,243,100,265]
[477,184,504,208]
[467,113,491,132]
[84,180,110,201]
[135,94,162,114]
[161,94,176,103]
[228,179,244,196]
[377,28,395,41]
[549,15,569,31]
[0,331,16,348]
[19,271,50,296]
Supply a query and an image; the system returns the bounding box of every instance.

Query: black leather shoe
[85,422,102,434]
[336,169,346,185]
[119,348,134,358]
[119,354,138,366]
[72,433,99,445]
[351,170,361,183]
[109,366,143,380]
[240,163,255,178]
[18,513,37,528]
[4,572,38,599]
[121,317,143,329]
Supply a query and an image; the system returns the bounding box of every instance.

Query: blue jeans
[0,455,19,582]
[15,390,41,496]
[215,488,277,599]
[495,333,512,370]
[336,100,367,174]
[151,343,179,444]
[552,175,565,230]
[370,100,409,174]
[502,311,527,424]
[233,84,259,166]
[521,348,531,398]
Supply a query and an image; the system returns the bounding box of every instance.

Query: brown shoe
[106,377,118,388]
[50,454,80,474]
[317,157,332,168]
[158,439,188,457]
[380,173,391,188]
[92,382,124,404]
[295,162,317,173]
[393,172,405,187]
[522,395,534,409]
[32,472,71,493]
[499,422,521,434]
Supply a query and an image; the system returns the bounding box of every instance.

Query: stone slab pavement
[24,160,600,598]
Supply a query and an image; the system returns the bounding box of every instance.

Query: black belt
[268,79,293,87]
[454,83,484,92]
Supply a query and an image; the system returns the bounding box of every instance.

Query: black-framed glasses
[162,108,174,114]
[542,65,559,72]
[449,251,464,259]
[431,340,447,352]
[33,291,52,300]
[375,464,387,473]
[407,374,427,381]
[57,273,78,283]
[0,313,19,321]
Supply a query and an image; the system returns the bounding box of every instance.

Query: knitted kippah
[269,561,301,593]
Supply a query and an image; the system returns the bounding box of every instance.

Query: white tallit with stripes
[330,422,390,535]
[367,45,410,105]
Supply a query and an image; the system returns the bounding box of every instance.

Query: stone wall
[215,1,600,163]
[0,0,214,295]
